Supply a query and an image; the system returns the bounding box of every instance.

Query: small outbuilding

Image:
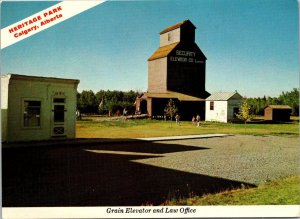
[1,74,80,142]
[205,92,243,123]
[264,105,292,122]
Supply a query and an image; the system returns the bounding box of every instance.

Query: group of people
[174,114,202,127]
[192,115,201,127]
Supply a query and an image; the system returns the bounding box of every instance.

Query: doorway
[52,98,66,136]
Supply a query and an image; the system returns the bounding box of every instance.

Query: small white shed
[1,74,80,142]
[205,92,243,123]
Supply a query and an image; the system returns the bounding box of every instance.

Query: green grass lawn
[164,176,300,205]
[76,117,299,138]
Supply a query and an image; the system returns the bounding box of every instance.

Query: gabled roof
[148,42,179,61]
[140,91,205,101]
[160,20,195,35]
[206,92,242,101]
[265,105,292,110]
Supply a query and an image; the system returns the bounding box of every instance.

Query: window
[23,100,41,127]
[168,33,171,41]
[210,101,214,110]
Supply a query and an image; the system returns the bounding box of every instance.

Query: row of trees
[77,90,141,115]
[247,88,299,116]
[77,88,299,116]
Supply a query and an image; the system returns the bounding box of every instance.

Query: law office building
[1,74,79,142]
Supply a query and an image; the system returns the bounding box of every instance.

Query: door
[233,107,239,118]
[52,98,66,136]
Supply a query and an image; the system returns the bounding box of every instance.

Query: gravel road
[3,134,299,206]
[134,135,299,185]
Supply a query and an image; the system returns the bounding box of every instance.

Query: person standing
[76,109,81,120]
[196,114,201,127]
[123,107,127,116]
[175,114,181,125]
[192,116,196,125]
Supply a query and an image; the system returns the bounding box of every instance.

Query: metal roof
[2,74,80,84]
[148,42,179,61]
[265,105,292,109]
[140,91,205,101]
[206,92,242,101]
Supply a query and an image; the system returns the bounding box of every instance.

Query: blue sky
[1,0,298,97]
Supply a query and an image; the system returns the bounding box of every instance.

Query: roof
[265,105,292,110]
[206,92,243,101]
[148,42,179,61]
[1,74,80,84]
[160,20,195,34]
[140,91,205,101]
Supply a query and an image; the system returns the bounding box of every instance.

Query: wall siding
[148,58,168,93]
[167,43,206,97]
[160,28,180,47]
[1,76,10,142]
[205,100,242,123]
[205,101,228,123]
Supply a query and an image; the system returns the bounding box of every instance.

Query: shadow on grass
[270,132,298,136]
[2,139,255,207]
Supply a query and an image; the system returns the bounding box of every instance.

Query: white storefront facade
[1,74,79,142]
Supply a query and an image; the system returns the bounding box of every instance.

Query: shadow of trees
[2,140,255,207]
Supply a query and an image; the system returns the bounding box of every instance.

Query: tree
[164,99,178,126]
[247,88,299,116]
[236,99,254,131]
[278,88,299,116]
[78,90,97,113]
[93,90,140,116]
[105,100,115,117]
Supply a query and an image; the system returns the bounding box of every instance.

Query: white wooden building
[205,92,243,123]
[1,74,79,142]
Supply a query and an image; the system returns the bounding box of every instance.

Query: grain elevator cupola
[159,19,196,46]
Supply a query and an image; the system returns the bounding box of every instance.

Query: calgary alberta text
[8,6,63,38]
